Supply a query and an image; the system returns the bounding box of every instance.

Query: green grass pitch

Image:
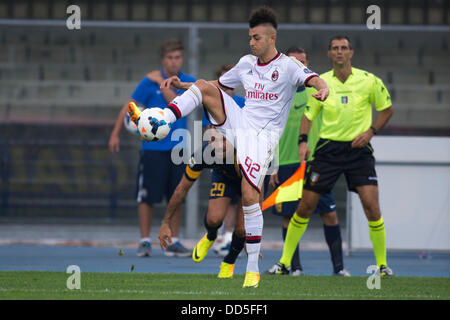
[0,271,449,300]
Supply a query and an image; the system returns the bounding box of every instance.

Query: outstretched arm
[160,76,222,92]
[160,76,194,91]
[147,70,178,103]
[158,175,195,249]
[108,99,133,153]
[308,76,329,101]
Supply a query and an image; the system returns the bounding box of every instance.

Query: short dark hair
[328,35,352,50]
[286,46,307,56]
[161,38,184,58]
[215,64,234,79]
[249,6,278,30]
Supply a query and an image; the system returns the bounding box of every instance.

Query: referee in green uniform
[277,35,394,276]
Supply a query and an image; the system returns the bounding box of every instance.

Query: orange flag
[262,162,306,211]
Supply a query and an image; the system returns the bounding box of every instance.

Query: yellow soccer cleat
[192,233,214,263]
[218,262,235,279]
[242,271,260,288]
[128,101,142,124]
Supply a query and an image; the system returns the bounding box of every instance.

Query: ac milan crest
[271,69,279,81]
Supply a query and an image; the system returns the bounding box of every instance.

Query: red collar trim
[257,52,281,66]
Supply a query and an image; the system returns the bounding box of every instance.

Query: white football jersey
[218,52,318,138]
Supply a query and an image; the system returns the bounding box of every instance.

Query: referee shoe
[377,265,394,277]
[264,262,290,275]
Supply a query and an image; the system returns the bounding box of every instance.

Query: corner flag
[262,162,306,211]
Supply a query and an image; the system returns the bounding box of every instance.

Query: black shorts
[136,150,185,204]
[304,139,378,194]
[271,164,337,217]
[209,169,241,202]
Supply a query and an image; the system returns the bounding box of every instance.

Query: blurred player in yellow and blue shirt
[158,141,245,279]
[265,46,348,276]
[202,64,245,257]
[275,36,394,276]
[108,39,195,258]
[158,64,246,278]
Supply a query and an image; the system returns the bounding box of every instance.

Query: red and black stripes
[246,235,262,244]
[304,74,319,87]
[167,103,182,120]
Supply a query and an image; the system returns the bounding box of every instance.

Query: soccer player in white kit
[157,7,329,288]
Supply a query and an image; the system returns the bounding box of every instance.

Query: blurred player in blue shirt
[108,39,195,257]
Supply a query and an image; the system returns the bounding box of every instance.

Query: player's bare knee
[367,210,381,221]
[206,214,222,227]
[363,202,381,220]
[296,201,315,219]
[194,79,209,92]
[241,196,258,208]
[241,187,259,207]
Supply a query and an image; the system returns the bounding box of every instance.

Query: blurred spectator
[108,38,195,257]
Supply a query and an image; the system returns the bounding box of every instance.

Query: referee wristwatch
[298,134,308,145]
[370,126,377,135]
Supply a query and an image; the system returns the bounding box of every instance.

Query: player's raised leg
[357,185,393,276]
[161,79,226,126]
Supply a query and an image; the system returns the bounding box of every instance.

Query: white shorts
[205,88,277,192]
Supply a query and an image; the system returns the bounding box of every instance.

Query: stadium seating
[1,25,448,129]
[0,12,448,220]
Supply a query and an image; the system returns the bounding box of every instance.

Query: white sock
[171,237,179,244]
[224,231,233,242]
[164,84,203,123]
[140,237,151,243]
[243,203,263,273]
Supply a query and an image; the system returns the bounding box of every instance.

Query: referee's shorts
[304,138,378,194]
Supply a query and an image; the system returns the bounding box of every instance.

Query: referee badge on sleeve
[341,96,348,104]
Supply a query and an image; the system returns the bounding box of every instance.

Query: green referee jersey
[277,86,321,166]
[305,67,392,142]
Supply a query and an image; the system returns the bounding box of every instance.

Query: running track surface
[0,245,449,277]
